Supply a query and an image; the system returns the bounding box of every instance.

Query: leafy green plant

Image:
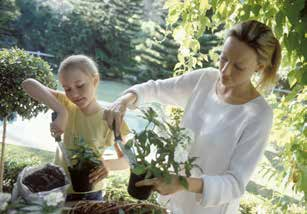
[68,136,102,171]
[0,47,56,192]
[263,90,307,202]
[163,0,307,209]
[125,107,202,189]
[67,136,104,192]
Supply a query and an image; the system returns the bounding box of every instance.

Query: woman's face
[59,69,98,109]
[219,36,261,88]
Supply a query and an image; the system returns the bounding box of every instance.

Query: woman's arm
[123,69,206,109]
[136,175,203,195]
[104,69,209,132]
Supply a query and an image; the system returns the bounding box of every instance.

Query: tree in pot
[0,48,56,192]
[68,136,103,192]
[124,107,203,200]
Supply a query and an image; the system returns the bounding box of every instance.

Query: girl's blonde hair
[227,20,281,89]
[58,55,99,79]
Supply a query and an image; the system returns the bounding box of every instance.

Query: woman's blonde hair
[227,20,281,89]
[58,55,99,79]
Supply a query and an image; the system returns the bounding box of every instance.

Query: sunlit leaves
[165,0,307,205]
[164,0,212,73]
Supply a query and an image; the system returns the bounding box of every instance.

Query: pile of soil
[23,164,66,192]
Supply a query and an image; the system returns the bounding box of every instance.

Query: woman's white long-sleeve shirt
[124,68,273,214]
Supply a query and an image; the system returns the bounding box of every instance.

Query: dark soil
[23,164,66,192]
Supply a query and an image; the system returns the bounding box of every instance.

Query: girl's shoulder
[54,92,76,111]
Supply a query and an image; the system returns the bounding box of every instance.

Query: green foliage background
[163,0,307,210]
[0,0,219,82]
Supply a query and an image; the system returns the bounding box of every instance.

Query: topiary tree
[0,47,56,192]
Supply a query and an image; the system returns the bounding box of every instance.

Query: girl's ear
[93,75,99,87]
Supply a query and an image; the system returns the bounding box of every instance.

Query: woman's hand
[50,110,68,138]
[103,92,137,136]
[135,175,184,195]
[89,161,109,185]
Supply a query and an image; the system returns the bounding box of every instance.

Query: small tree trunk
[0,116,7,192]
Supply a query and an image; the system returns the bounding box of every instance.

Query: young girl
[22,55,130,201]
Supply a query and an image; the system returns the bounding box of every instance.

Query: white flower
[44,192,64,207]
[0,202,8,211]
[174,143,189,163]
[0,193,11,211]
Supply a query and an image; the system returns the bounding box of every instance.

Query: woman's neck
[216,80,259,104]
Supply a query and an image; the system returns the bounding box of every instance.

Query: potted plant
[123,107,202,200]
[68,136,103,192]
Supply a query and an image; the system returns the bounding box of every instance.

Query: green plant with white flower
[125,107,203,189]
[0,192,11,212]
[43,192,65,208]
[1,192,65,213]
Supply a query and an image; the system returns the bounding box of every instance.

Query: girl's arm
[103,138,129,171]
[22,78,65,113]
[22,78,68,136]
[103,157,129,171]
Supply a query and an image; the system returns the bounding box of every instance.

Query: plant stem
[0,116,7,192]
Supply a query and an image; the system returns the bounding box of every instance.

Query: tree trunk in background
[0,116,7,192]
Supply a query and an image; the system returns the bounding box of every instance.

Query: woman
[104,20,281,213]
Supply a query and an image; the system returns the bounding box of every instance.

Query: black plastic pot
[127,171,153,200]
[68,166,93,192]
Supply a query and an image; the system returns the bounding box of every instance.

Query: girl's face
[219,36,263,88]
[59,69,98,109]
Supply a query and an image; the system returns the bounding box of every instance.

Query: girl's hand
[135,175,184,195]
[50,110,67,138]
[89,161,109,185]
